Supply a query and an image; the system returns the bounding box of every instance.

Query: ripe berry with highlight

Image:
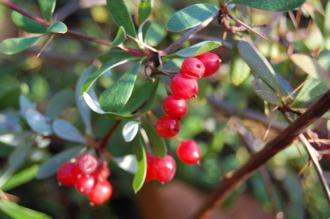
[57,162,79,186]
[170,74,198,99]
[74,174,95,195]
[156,115,180,138]
[181,58,205,79]
[146,154,176,183]
[196,52,221,77]
[177,140,201,165]
[163,95,187,119]
[89,180,113,205]
[77,154,98,175]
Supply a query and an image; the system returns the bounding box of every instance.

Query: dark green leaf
[38,0,56,20]
[232,0,305,11]
[47,21,68,34]
[8,143,32,172]
[36,146,85,179]
[142,119,167,157]
[0,37,40,55]
[0,200,51,219]
[46,89,74,118]
[111,26,126,48]
[175,41,221,57]
[99,62,140,112]
[25,109,52,135]
[292,76,328,107]
[52,119,86,144]
[11,12,47,33]
[237,40,284,94]
[132,135,147,193]
[145,22,166,46]
[107,0,137,36]
[253,78,281,105]
[81,50,138,93]
[167,3,218,32]
[2,165,39,191]
[138,0,153,24]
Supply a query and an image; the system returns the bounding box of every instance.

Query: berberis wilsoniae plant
[0,0,329,218]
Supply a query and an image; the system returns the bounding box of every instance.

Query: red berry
[155,115,180,138]
[163,95,187,119]
[146,154,176,184]
[146,154,157,182]
[181,58,205,79]
[57,162,79,186]
[170,74,199,99]
[95,160,111,181]
[177,140,201,165]
[74,174,95,194]
[154,155,176,183]
[196,52,221,77]
[77,154,98,175]
[89,180,113,205]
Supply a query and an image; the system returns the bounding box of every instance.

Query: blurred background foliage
[0,0,329,219]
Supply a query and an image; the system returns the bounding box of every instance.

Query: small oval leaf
[167,3,218,32]
[138,0,153,24]
[52,119,86,144]
[122,121,140,142]
[132,135,147,193]
[0,37,40,55]
[36,146,85,179]
[113,154,137,173]
[232,0,305,11]
[252,78,282,105]
[46,89,75,118]
[25,109,52,135]
[38,0,56,20]
[47,21,68,34]
[175,41,221,57]
[11,12,47,33]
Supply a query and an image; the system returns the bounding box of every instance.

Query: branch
[0,0,145,56]
[194,91,330,219]
[97,120,121,154]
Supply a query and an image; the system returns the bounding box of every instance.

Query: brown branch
[194,91,330,219]
[0,0,145,56]
[97,120,121,154]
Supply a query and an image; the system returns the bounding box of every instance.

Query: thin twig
[193,91,330,219]
[97,121,121,154]
[0,0,145,56]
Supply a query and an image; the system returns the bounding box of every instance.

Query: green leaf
[167,3,218,32]
[138,0,153,24]
[76,66,94,135]
[36,146,85,179]
[38,0,56,21]
[111,26,127,48]
[0,200,52,219]
[99,62,140,112]
[25,109,52,135]
[2,165,39,191]
[292,76,328,107]
[52,119,86,144]
[81,50,138,93]
[290,54,330,88]
[230,55,250,86]
[0,37,40,55]
[11,12,47,33]
[132,135,147,193]
[142,119,167,157]
[47,21,68,34]
[232,0,305,11]
[107,0,136,36]
[237,40,284,94]
[46,89,74,118]
[145,22,166,46]
[122,121,140,142]
[174,41,221,57]
[113,155,137,173]
[252,78,281,105]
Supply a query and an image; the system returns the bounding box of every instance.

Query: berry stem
[193,91,330,219]
[0,0,145,57]
[97,121,121,156]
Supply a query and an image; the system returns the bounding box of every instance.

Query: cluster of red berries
[147,52,221,183]
[56,153,112,205]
